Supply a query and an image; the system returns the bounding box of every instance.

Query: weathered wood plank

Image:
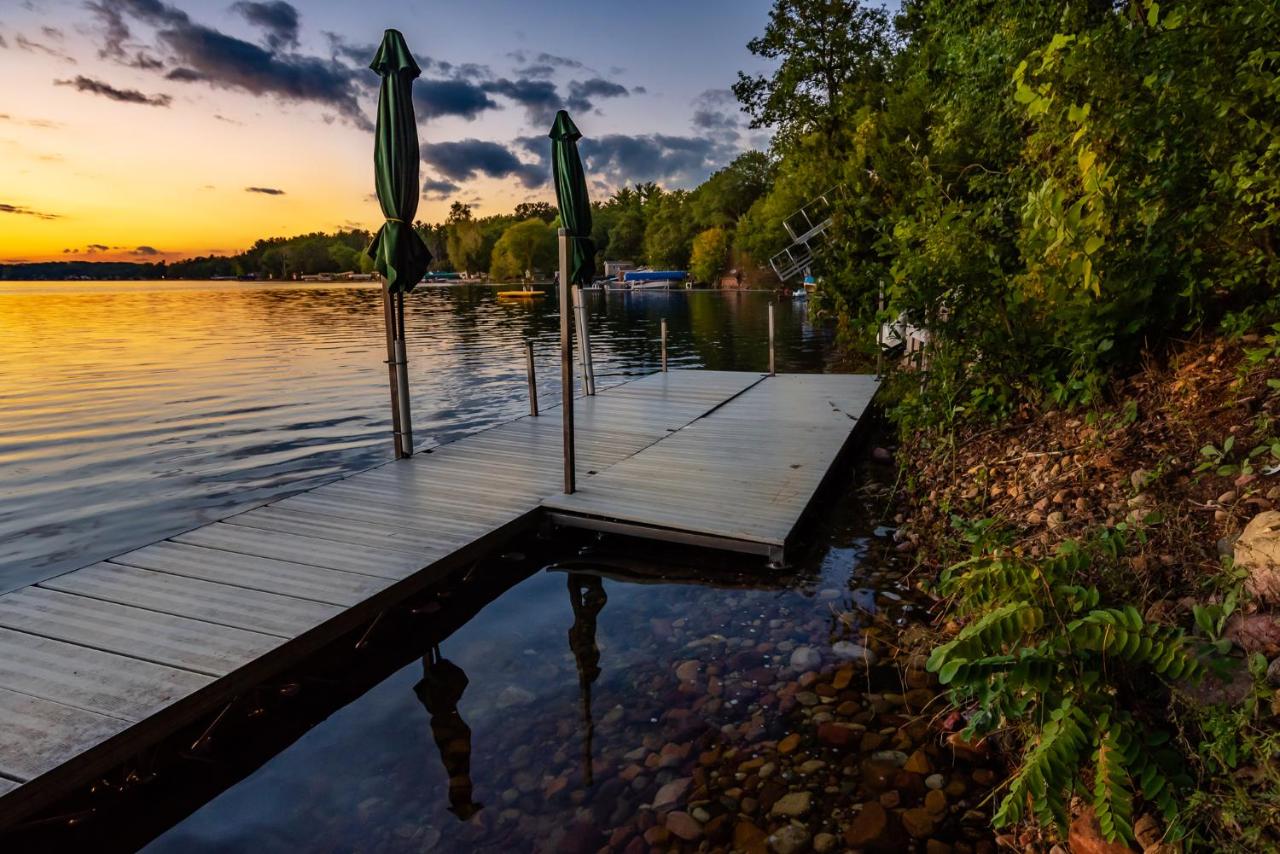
[43,563,341,639]
[0,588,280,677]
[0,625,211,721]
[112,541,391,604]
[172,523,427,578]
[0,688,132,783]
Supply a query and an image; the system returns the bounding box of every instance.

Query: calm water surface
[0,281,826,591]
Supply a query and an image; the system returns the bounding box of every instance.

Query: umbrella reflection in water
[567,573,607,785]
[414,646,482,820]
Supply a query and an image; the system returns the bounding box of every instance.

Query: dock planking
[0,369,875,828]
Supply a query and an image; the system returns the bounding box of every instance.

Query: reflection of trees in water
[567,573,607,786]
[414,646,483,820]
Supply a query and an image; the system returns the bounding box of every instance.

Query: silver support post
[660,318,668,372]
[768,303,776,376]
[572,284,595,395]
[526,340,538,416]
[381,281,405,459]
[558,229,575,494]
[395,289,413,456]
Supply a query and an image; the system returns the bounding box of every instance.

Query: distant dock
[0,369,877,827]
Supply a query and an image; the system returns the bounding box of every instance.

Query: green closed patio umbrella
[367,29,432,459]
[549,110,595,493]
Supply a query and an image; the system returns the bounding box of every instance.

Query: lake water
[0,281,827,592]
[2,281,999,853]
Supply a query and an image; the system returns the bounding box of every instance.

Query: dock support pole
[526,340,539,416]
[559,229,576,494]
[573,284,595,395]
[768,303,776,376]
[660,318,668,372]
[382,281,412,458]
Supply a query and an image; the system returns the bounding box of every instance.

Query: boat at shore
[621,269,687,290]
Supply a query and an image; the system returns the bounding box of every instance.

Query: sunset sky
[0,0,777,263]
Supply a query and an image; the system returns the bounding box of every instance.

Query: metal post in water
[660,318,668,372]
[381,282,405,459]
[768,303,776,376]
[572,284,595,396]
[558,229,576,494]
[395,290,413,456]
[526,340,539,416]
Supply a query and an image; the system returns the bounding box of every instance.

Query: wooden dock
[0,369,876,828]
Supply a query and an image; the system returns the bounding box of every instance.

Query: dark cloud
[420,139,541,188]
[55,75,172,106]
[246,186,285,195]
[690,89,743,138]
[518,131,735,189]
[87,243,109,251]
[480,77,560,125]
[515,64,556,79]
[159,23,368,127]
[323,31,376,67]
[40,26,64,41]
[133,245,160,255]
[0,203,59,220]
[230,1,299,50]
[127,51,164,69]
[16,33,76,62]
[566,77,629,113]
[87,0,370,129]
[509,50,583,73]
[413,78,497,121]
[422,177,460,199]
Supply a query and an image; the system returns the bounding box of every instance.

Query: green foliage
[489,218,555,281]
[928,533,1204,843]
[738,0,1280,428]
[689,227,731,284]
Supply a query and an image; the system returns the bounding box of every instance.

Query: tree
[691,151,775,229]
[489,218,556,281]
[733,0,893,147]
[643,191,698,268]
[446,218,484,273]
[513,201,558,223]
[690,227,731,284]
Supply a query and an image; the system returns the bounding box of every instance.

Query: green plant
[1196,435,1280,477]
[927,536,1205,843]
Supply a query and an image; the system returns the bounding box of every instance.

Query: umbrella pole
[559,229,575,494]
[382,281,406,459]
[395,289,414,456]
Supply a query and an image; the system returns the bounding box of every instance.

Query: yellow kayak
[497,289,545,298]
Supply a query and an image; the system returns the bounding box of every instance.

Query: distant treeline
[4,152,778,283]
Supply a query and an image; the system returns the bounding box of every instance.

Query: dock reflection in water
[137,476,998,854]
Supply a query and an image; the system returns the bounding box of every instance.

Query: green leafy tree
[489,218,556,281]
[690,151,775,229]
[733,0,893,147]
[689,227,731,284]
[643,190,697,268]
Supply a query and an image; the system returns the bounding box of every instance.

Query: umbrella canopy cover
[367,29,432,294]
[549,110,596,285]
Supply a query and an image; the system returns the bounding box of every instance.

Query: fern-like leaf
[993,700,1091,833]
[1092,724,1135,843]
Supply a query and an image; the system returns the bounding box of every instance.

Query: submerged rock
[790,646,821,670]
[831,641,877,664]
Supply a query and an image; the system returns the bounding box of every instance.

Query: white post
[768,303,776,376]
[572,284,595,395]
[559,229,575,494]
[660,318,668,372]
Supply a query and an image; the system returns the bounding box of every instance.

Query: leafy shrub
[927,534,1204,843]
